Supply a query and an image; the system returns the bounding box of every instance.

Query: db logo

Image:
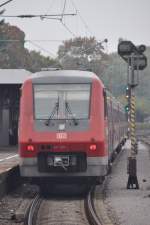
[56,132,67,139]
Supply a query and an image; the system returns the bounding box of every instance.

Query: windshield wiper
[45,99,59,126]
[65,101,78,126]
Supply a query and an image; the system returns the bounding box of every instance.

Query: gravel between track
[0,184,38,225]
[105,140,150,225]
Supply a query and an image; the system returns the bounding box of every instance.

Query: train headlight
[89,144,97,151]
[27,145,34,152]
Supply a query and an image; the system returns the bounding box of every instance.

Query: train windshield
[34,84,91,120]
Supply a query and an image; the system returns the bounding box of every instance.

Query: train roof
[30,70,102,84]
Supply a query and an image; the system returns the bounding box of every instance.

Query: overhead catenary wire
[56,1,108,53]
[0,0,13,8]
[0,39,63,43]
[77,38,108,55]
[61,0,67,21]
[0,13,76,19]
[70,0,94,37]
[0,38,58,58]
[26,39,63,43]
[60,21,76,37]
[58,0,104,48]
[0,38,108,56]
[0,38,107,45]
[44,0,56,15]
[0,1,108,55]
[0,1,85,41]
[59,0,77,38]
[0,39,63,58]
[27,40,57,58]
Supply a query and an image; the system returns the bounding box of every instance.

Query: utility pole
[118,41,147,189]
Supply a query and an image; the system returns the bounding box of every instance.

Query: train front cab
[19,71,109,184]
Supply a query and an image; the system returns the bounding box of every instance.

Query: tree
[57,37,109,76]
[0,21,59,71]
[29,50,59,72]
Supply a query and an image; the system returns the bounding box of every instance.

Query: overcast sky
[2,0,150,57]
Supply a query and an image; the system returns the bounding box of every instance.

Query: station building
[0,69,31,146]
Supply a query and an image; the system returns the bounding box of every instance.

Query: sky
[2,0,150,58]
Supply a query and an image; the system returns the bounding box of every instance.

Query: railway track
[85,187,102,225]
[25,185,112,225]
[25,194,41,225]
[22,132,150,225]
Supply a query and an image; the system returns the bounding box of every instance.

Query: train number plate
[56,132,68,139]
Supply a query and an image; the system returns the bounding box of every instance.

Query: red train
[19,70,127,188]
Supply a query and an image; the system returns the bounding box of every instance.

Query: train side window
[103,89,108,118]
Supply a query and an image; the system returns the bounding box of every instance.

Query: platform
[0,146,19,198]
[0,146,19,173]
[105,140,150,225]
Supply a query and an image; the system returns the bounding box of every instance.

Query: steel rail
[85,186,102,225]
[24,194,41,225]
